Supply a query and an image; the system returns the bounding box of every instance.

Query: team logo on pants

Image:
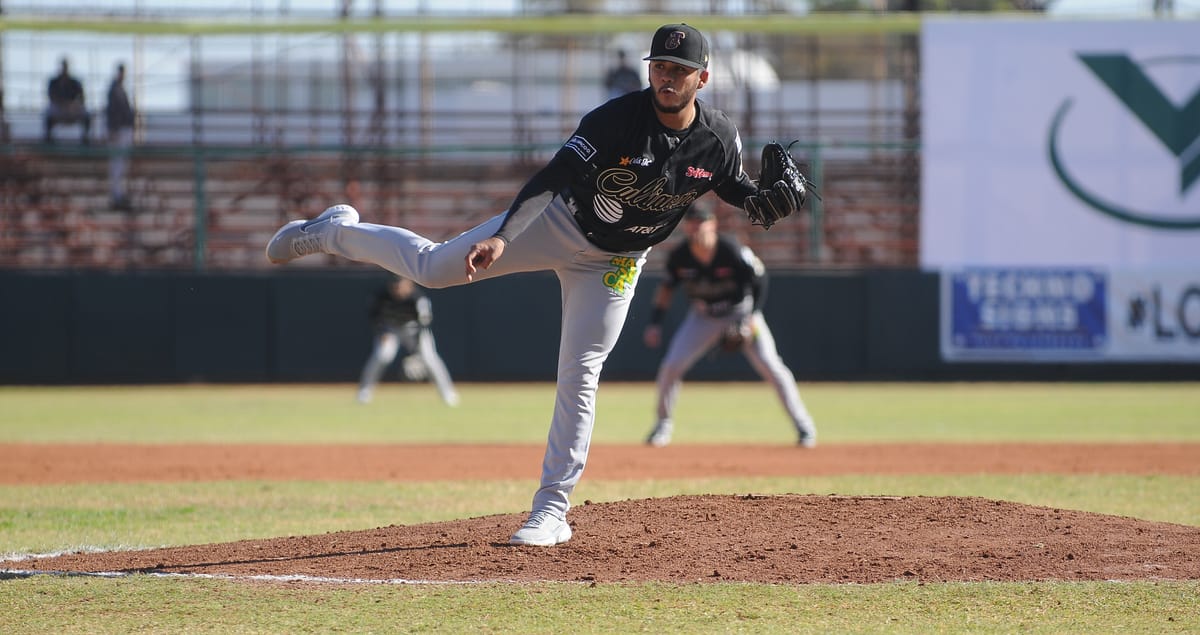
[603,256,639,296]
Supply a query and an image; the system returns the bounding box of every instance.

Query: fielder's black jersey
[495,89,758,252]
[664,234,766,317]
[369,288,431,330]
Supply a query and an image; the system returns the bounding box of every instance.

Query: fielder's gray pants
[359,323,458,406]
[655,308,816,440]
[323,198,647,519]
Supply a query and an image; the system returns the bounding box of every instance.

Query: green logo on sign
[1048,53,1200,229]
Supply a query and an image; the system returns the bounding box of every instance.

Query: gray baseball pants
[359,323,458,406]
[323,198,647,519]
[655,308,816,440]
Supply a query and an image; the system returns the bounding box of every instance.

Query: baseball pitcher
[266,23,813,546]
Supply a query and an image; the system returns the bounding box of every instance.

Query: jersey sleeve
[367,290,384,323]
[711,129,759,208]
[415,295,433,327]
[493,159,572,243]
[737,244,768,311]
[494,108,610,243]
[663,245,685,288]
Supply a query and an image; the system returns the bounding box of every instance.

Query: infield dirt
[5,442,1200,584]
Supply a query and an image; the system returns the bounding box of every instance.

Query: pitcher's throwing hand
[466,236,506,281]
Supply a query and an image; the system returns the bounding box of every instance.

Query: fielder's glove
[743,140,816,230]
[719,322,750,352]
[401,354,430,381]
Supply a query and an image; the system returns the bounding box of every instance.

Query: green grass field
[1,382,1198,634]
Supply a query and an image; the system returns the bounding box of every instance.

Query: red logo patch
[686,166,713,179]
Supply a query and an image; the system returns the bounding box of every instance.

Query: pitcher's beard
[652,91,690,115]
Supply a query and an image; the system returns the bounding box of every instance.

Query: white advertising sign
[1107,269,1200,360]
[921,19,1200,268]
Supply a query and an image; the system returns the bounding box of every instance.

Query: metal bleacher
[0,102,919,272]
[0,11,927,273]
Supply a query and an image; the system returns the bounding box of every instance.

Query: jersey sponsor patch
[593,194,623,224]
[564,135,598,162]
[620,156,653,167]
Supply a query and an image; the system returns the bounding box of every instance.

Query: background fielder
[357,276,459,407]
[643,205,817,447]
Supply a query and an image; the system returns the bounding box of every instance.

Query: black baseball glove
[743,140,814,230]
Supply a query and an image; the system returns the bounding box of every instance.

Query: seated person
[44,58,92,144]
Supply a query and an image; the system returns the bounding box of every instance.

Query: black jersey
[495,89,758,253]
[369,287,431,330]
[664,234,766,317]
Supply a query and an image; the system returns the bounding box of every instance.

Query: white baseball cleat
[645,420,673,447]
[508,510,572,546]
[265,204,359,264]
[797,422,817,448]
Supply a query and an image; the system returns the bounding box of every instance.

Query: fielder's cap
[644,23,709,70]
[685,206,716,221]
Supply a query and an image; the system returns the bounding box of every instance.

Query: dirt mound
[13,494,1200,584]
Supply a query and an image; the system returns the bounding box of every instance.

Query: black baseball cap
[644,23,709,71]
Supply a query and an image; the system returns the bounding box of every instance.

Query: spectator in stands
[105,62,136,210]
[0,89,11,144]
[43,58,92,144]
[603,50,643,100]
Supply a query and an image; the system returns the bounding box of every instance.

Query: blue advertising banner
[941,269,1108,361]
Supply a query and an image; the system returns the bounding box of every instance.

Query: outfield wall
[2,270,1196,385]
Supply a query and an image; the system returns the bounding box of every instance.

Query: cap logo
[665,31,686,50]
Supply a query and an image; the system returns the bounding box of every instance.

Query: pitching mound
[13,494,1200,584]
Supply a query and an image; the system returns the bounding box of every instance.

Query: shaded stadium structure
[0,5,921,272]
